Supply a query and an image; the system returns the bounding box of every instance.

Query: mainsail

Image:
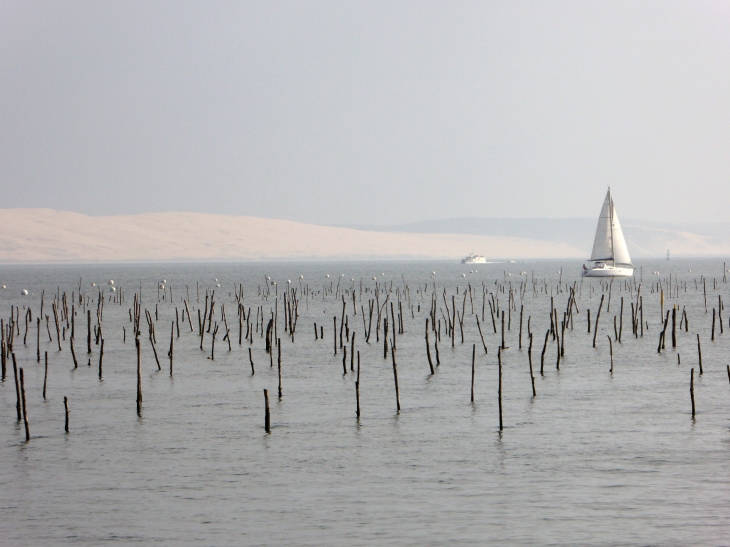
[589,189,632,266]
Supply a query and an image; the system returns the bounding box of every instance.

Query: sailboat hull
[582,266,634,278]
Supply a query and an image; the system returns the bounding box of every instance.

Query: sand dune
[0,209,584,263]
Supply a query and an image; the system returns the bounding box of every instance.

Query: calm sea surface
[1,259,729,546]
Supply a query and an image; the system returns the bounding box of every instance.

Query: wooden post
[64,396,69,433]
[712,308,716,341]
[501,311,505,349]
[498,347,503,431]
[333,316,337,355]
[20,368,30,441]
[672,306,677,348]
[697,334,703,375]
[587,308,591,333]
[264,389,271,433]
[476,316,488,354]
[248,347,255,375]
[690,368,695,417]
[70,337,78,369]
[98,339,104,379]
[87,309,92,354]
[618,297,623,343]
[43,351,49,399]
[277,338,282,398]
[518,304,523,349]
[136,337,142,414]
[12,353,21,420]
[471,344,476,403]
[391,345,400,412]
[356,350,361,419]
[540,329,549,375]
[607,335,613,373]
[528,332,535,397]
[36,317,41,362]
[169,321,174,375]
[351,332,356,372]
[425,319,434,375]
[592,295,604,348]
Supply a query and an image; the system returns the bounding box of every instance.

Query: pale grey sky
[1,1,729,225]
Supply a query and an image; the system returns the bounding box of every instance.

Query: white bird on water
[21,289,28,296]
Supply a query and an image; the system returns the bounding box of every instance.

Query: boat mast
[608,188,615,266]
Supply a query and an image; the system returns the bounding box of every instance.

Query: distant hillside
[339,218,730,258]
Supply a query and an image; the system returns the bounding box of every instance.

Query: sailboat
[582,188,634,278]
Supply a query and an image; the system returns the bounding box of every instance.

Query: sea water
[0,259,729,546]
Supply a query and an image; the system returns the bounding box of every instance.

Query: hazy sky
[2,1,729,225]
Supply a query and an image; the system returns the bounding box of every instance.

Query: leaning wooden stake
[425,319,434,375]
[12,353,21,420]
[20,367,30,441]
[70,338,78,371]
[249,347,255,375]
[540,329,549,375]
[43,351,49,399]
[690,368,695,417]
[391,345,401,412]
[264,389,271,433]
[592,295,605,348]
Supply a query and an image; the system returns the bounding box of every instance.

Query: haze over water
[1,259,729,546]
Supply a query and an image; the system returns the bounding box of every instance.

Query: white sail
[590,191,613,261]
[610,206,631,265]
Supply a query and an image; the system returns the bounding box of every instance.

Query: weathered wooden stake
[333,316,337,355]
[20,368,30,441]
[690,368,695,417]
[697,334,703,375]
[528,332,535,397]
[12,353,21,420]
[98,339,104,379]
[136,337,142,414]
[471,344,476,403]
[264,389,271,433]
[64,396,69,433]
[70,337,78,369]
[356,351,361,419]
[249,347,255,375]
[607,335,613,373]
[425,319,434,375]
[276,338,282,398]
[43,351,48,398]
[391,345,400,412]
[592,295,605,348]
[498,347,503,431]
[540,329,549,375]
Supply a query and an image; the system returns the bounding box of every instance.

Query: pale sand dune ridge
[0,209,584,263]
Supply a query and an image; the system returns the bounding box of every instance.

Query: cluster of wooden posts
[2,266,730,441]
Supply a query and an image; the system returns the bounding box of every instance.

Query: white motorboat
[462,252,487,264]
[582,189,634,278]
